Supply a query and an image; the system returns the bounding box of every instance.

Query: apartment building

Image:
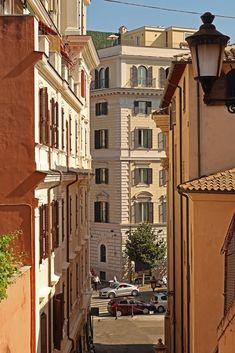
[0,1,99,353]
[153,46,235,353]
[89,26,196,281]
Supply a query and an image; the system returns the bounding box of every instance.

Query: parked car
[107,297,157,316]
[99,282,139,299]
[151,292,168,313]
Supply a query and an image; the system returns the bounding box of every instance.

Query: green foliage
[87,30,119,50]
[125,223,166,270]
[0,231,20,301]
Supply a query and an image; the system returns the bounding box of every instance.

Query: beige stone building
[89,26,196,281]
[0,1,99,353]
[153,46,235,353]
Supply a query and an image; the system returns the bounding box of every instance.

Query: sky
[87,0,235,42]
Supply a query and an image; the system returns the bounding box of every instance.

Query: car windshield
[110,282,119,289]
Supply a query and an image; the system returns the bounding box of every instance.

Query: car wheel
[116,310,122,317]
[131,290,138,296]
[143,308,149,315]
[158,306,165,313]
[108,292,115,299]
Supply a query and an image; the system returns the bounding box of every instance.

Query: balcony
[90,79,108,90]
[127,78,156,88]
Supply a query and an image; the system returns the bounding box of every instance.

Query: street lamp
[153,338,167,353]
[185,12,235,113]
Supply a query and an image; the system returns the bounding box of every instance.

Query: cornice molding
[91,87,163,98]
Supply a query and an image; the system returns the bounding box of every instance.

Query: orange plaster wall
[189,195,235,353]
[0,268,31,353]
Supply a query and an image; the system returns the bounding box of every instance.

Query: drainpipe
[196,82,201,177]
[181,192,190,353]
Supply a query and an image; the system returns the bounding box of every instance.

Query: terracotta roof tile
[178,168,235,193]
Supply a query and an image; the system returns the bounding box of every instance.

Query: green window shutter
[105,202,109,223]
[103,102,108,115]
[40,313,48,353]
[95,103,100,116]
[146,101,152,115]
[135,203,140,223]
[134,100,139,115]
[148,202,153,223]
[53,293,64,350]
[105,168,109,184]
[94,202,100,222]
[134,169,140,184]
[147,66,153,87]
[147,168,153,184]
[104,129,108,148]
[131,65,138,86]
[95,69,99,89]
[95,169,100,184]
[147,129,152,148]
[95,130,100,149]
[105,67,109,88]
[134,129,139,148]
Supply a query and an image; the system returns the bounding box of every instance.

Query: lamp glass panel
[197,44,222,77]
[191,46,199,77]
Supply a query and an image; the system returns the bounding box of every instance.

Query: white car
[152,292,168,313]
[99,282,139,299]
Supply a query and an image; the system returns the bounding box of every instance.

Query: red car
[107,297,157,316]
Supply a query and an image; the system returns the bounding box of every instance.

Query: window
[0,0,23,15]
[159,169,167,186]
[134,101,152,115]
[39,204,48,263]
[135,202,153,223]
[158,132,166,150]
[40,313,48,353]
[100,244,106,263]
[131,65,153,87]
[95,102,108,116]
[135,129,152,149]
[75,120,78,156]
[159,67,169,88]
[50,98,59,148]
[53,293,64,350]
[100,271,106,281]
[52,200,59,250]
[61,108,65,150]
[95,168,109,184]
[134,168,152,185]
[94,201,109,223]
[159,197,167,223]
[94,67,109,89]
[94,129,108,149]
[138,66,147,86]
[39,88,49,145]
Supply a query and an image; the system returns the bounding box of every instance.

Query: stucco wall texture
[0,268,31,353]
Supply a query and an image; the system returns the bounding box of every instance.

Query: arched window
[138,65,147,86]
[100,244,106,262]
[99,68,105,88]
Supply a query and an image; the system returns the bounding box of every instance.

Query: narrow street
[91,289,165,353]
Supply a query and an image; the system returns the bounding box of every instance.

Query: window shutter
[104,102,108,115]
[105,202,109,223]
[134,101,139,115]
[95,103,100,116]
[95,169,100,184]
[61,108,65,150]
[62,199,65,241]
[81,69,85,97]
[55,102,59,148]
[147,67,153,87]
[105,168,109,184]
[39,88,46,144]
[95,130,100,149]
[147,168,153,184]
[148,202,153,223]
[69,196,72,233]
[95,69,99,89]
[131,65,138,86]
[69,115,72,153]
[51,98,55,147]
[105,67,109,88]
[134,169,140,184]
[135,203,140,223]
[146,101,152,115]
[147,129,152,148]
[40,313,48,353]
[52,202,55,251]
[39,206,43,264]
[104,129,108,148]
[159,67,166,88]
[134,129,139,148]
[94,202,100,222]
[53,293,64,350]
[45,204,49,257]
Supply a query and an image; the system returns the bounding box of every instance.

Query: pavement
[91,287,165,353]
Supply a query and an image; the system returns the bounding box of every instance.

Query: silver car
[152,292,167,313]
[99,282,139,299]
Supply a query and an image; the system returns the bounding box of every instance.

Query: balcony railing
[126,78,156,89]
[90,79,109,90]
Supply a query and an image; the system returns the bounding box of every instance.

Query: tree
[125,223,166,273]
